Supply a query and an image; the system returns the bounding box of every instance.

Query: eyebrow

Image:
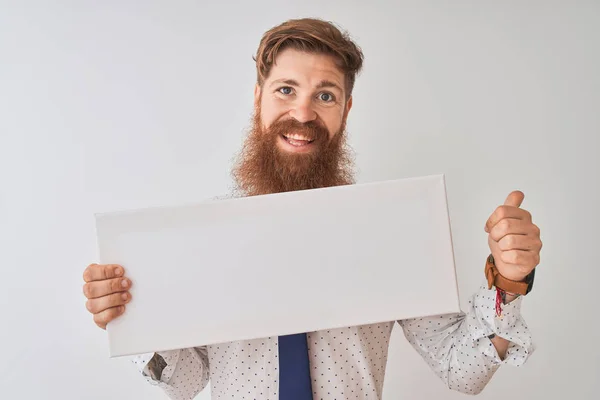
[270,78,343,93]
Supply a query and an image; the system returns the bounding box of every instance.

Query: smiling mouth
[281,134,315,147]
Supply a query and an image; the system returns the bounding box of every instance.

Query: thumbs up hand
[484,191,542,282]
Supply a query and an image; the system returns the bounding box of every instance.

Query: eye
[278,86,294,95]
[318,92,335,102]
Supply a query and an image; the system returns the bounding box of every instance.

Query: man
[82,18,542,399]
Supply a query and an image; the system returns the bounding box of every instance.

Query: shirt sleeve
[130,347,210,400]
[397,281,535,395]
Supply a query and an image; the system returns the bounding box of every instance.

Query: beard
[231,108,355,196]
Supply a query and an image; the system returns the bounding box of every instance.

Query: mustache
[266,118,329,142]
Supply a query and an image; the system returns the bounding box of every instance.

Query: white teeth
[285,133,312,141]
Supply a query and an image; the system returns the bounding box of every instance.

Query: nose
[288,98,317,123]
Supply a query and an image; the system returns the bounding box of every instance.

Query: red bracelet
[495,288,520,317]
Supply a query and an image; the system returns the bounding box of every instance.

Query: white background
[1,1,598,399]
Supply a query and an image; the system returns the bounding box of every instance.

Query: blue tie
[278,333,313,399]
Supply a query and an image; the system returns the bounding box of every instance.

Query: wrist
[485,254,535,296]
[503,291,520,304]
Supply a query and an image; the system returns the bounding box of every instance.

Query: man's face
[232,48,355,196]
[255,47,353,150]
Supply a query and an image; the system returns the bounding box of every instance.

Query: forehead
[266,48,345,89]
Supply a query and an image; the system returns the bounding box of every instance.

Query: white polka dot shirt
[131,283,533,399]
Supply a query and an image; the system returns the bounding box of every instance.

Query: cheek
[323,113,344,139]
[260,98,286,130]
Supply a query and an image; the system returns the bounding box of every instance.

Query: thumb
[504,190,525,208]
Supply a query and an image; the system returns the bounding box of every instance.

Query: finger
[83,264,124,283]
[504,190,525,208]
[500,249,540,266]
[86,291,131,314]
[489,219,537,241]
[83,277,131,299]
[93,306,126,330]
[485,205,532,233]
[497,234,543,252]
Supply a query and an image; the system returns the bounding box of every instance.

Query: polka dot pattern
[131,283,533,399]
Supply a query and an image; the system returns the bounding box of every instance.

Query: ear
[254,83,261,109]
[343,95,353,121]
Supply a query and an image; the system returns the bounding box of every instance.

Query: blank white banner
[95,174,460,357]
